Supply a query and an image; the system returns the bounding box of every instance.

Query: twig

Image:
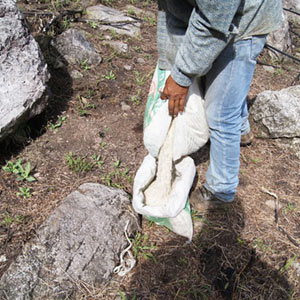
[261,187,279,223]
[277,226,299,248]
[283,7,300,16]
[264,43,300,64]
[74,18,140,26]
[257,60,283,69]
[290,29,300,38]
[261,187,299,248]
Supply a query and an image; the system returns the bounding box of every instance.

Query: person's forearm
[171,1,241,86]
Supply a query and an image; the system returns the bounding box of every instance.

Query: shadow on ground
[127,196,293,299]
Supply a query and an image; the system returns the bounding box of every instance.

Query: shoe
[189,186,231,211]
[240,131,254,146]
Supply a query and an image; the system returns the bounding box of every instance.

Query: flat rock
[86,5,141,37]
[0,0,49,141]
[250,85,300,138]
[0,183,138,300]
[51,29,102,66]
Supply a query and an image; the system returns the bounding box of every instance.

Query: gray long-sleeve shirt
[157,0,282,86]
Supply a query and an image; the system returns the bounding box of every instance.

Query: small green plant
[102,70,116,80]
[49,115,67,131]
[118,291,137,300]
[127,8,135,15]
[92,154,105,169]
[81,58,91,70]
[16,187,32,199]
[133,70,148,86]
[109,28,120,40]
[88,21,98,29]
[275,67,284,76]
[280,255,298,273]
[130,88,141,105]
[77,96,96,117]
[133,46,141,52]
[65,152,93,173]
[143,15,156,26]
[2,159,36,182]
[285,202,297,212]
[1,213,24,226]
[131,232,157,263]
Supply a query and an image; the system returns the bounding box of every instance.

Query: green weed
[143,15,156,26]
[118,291,137,300]
[1,213,24,226]
[133,70,147,86]
[81,58,91,70]
[110,29,120,40]
[49,115,67,131]
[280,255,298,273]
[102,70,116,80]
[130,88,141,105]
[92,154,105,169]
[131,232,157,263]
[88,21,98,29]
[16,187,32,199]
[65,152,93,173]
[2,159,36,182]
[78,96,96,116]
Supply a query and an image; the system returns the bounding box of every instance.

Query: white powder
[144,124,175,207]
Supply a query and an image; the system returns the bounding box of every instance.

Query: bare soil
[0,1,300,299]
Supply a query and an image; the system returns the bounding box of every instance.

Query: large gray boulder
[250,85,300,139]
[86,5,141,37]
[0,0,49,141]
[51,28,102,66]
[283,0,300,21]
[266,11,292,59]
[0,183,138,300]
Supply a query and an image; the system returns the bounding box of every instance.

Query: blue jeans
[203,35,266,202]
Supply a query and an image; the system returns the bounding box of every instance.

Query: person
[158,0,282,207]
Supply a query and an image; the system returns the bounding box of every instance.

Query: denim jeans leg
[203,35,266,202]
[241,98,250,135]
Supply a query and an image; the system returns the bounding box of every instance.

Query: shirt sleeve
[171,0,241,87]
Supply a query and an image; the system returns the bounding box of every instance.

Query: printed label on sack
[144,66,169,128]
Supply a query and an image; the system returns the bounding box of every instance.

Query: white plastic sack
[132,65,209,241]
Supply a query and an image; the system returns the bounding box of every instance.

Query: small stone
[124,65,132,71]
[265,200,282,210]
[0,255,7,262]
[104,35,112,40]
[137,57,146,64]
[121,102,131,111]
[71,70,84,79]
[262,65,275,73]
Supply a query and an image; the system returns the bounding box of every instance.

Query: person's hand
[160,75,189,117]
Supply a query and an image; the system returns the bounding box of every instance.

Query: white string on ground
[113,220,136,277]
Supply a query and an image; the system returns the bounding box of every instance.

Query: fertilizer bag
[132,66,209,240]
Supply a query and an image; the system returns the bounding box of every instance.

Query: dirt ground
[0,1,300,299]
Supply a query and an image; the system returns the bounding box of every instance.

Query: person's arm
[161,0,241,116]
